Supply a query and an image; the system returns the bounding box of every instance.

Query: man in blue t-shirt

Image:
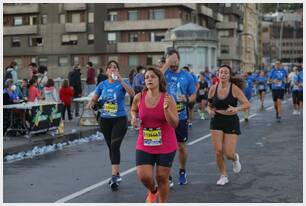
[161,49,196,186]
[268,60,288,122]
[243,71,255,121]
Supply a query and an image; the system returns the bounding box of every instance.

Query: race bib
[199,89,206,95]
[143,128,162,146]
[176,103,185,113]
[258,84,265,90]
[103,101,118,115]
[274,80,282,87]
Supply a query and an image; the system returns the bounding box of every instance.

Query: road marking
[55,97,290,203]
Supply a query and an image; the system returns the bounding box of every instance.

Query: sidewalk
[3,117,100,156]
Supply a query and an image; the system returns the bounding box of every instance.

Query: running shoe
[109,175,120,191]
[188,122,192,128]
[178,171,188,185]
[216,175,229,186]
[277,116,281,123]
[145,189,159,203]
[232,153,242,173]
[169,176,174,188]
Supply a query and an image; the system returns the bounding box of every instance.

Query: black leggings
[99,116,128,164]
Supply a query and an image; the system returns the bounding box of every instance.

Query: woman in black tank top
[207,65,250,186]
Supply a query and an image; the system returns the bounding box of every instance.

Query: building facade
[262,10,303,64]
[3,3,223,78]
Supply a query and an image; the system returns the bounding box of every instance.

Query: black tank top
[212,83,238,110]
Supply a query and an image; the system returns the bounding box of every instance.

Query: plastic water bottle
[176,82,182,102]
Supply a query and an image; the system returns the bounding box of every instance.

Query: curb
[3,128,99,157]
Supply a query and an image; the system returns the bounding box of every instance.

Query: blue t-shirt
[298,70,303,92]
[191,73,198,87]
[256,76,268,91]
[269,68,288,90]
[164,69,196,120]
[132,73,145,90]
[244,75,255,94]
[205,75,212,88]
[3,88,19,101]
[95,79,130,118]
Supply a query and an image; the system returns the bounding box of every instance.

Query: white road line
[54,99,288,203]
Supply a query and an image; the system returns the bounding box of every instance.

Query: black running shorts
[210,113,241,135]
[175,119,188,142]
[136,150,176,167]
[272,89,285,102]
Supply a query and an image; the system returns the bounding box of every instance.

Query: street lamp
[279,15,284,60]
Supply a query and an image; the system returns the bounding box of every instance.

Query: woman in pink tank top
[131,67,178,203]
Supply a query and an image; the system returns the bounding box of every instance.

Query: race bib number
[176,103,185,113]
[274,80,282,87]
[143,128,162,146]
[199,89,206,95]
[103,101,118,115]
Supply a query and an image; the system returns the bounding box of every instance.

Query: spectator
[68,64,82,117]
[18,78,29,102]
[28,62,38,80]
[86,61,96,95]
[128,68,137,106]
[59,79,74,121]
[44,78,59,102]
[97,67,108,85]
[27,77,42,102]
[37,65,48,91]
[3,79,20,104]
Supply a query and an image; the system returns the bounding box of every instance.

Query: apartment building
[262,10,303,64]
[4,3,223,78]
[103,3,223,75]
[212,3,244,72]
[3,3,120,78]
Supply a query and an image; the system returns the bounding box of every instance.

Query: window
[225,3,231,7]
[147,55,153,66]
[58,56,69,66]
[109,12,117,21]
[107,32,116,44]
[60,14,66,24]
[149,9,165,20]
[128,10,138,21]
[11,37,21,47]
[38,57,48,66]
[29,16,37,25]
[263,27,268,32]
[150,32,165,42]
[62,34,78,45]
[41,15,47,25]
[29,36,43,47]
[89,56,98,66]
[13,16,22,26]
[219,30,230,37]
[88,34,94,44]
[88,12,94,23]
[221,45,229,54]
[72,13,81,23]
[129,32,138,42]
[128,55,138,67]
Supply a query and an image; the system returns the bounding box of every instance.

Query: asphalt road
[3,93,303,203]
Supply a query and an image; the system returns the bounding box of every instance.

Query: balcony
[216,21,238,30]
[4,4,39,14]
[105,18,183,31]
[63,3,86,11]
[4,25,38,35]
[123,3,196,10]
[65,22,87,33]
[223,6,243,17]
[116,42,171,53]
[200,5,213,18]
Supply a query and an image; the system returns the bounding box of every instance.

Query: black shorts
[299,91,303,102]
[272,89,285,102]
[258,89,266,94]
[210,113,241,135]
[188,102,195,109]
[196,93,208,103]
[292,91,300,104]
[175,119,188,142]
[136,150,176,167]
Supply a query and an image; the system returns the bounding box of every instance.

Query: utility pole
[279,15,284,61]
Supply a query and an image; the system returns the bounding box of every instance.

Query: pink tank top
[136,91,177,154]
